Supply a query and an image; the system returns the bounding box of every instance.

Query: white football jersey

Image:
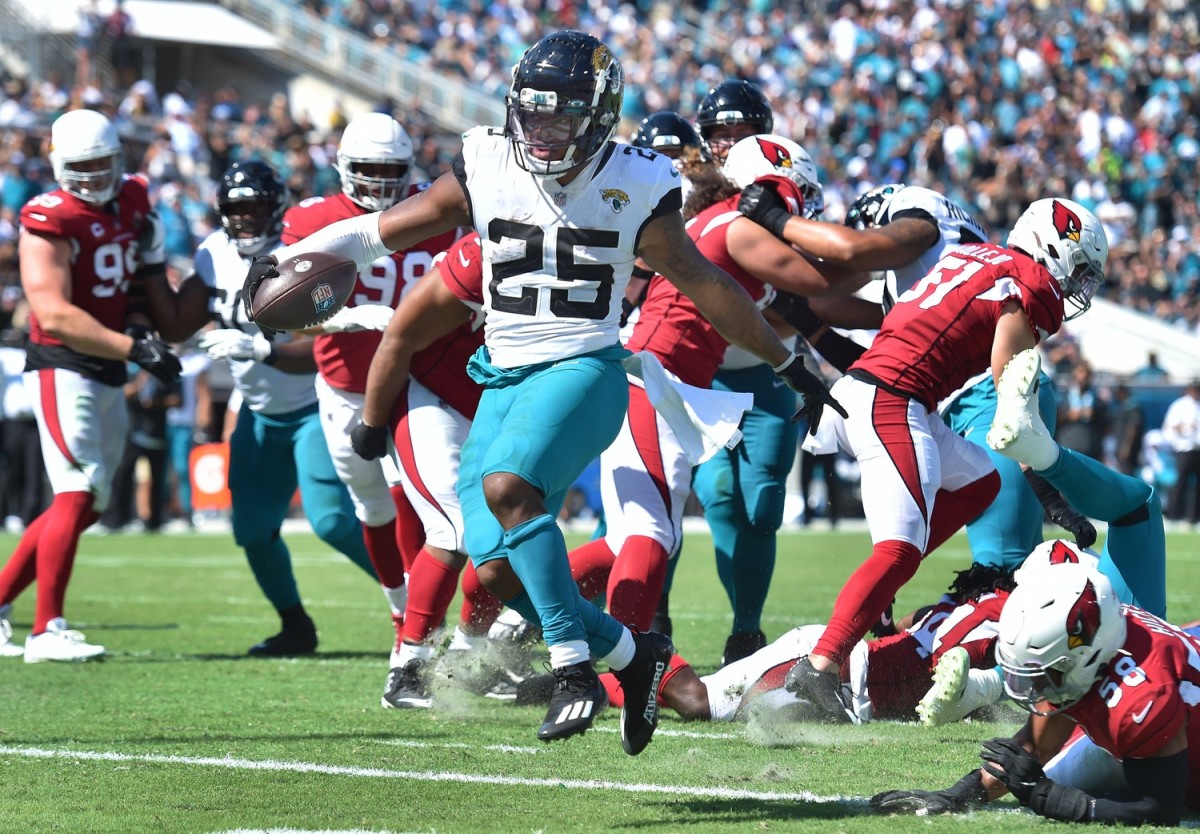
[193,231,317,416]
[457,127,683,368]
[879,186,988,310]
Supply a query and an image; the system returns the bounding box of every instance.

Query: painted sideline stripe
[0,745,857,804]
[372,739,546,754]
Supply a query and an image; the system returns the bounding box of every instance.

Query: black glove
[1027,780,1093,821]
[775,354,849,437]
[738,182,792,239]
[1024,469,1097,549]
[242,254,280,323]
[350,421,389,461]
[980,737,1044,805]
[124,323,154,342]
[870,770,988,815]
[128,336,182,384]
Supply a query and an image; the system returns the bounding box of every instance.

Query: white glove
[319,304,395,334]
[198,329,274,363]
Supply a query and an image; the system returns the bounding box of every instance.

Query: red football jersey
[22,177,152,344]
[407,232,484,420]
[850,243,1064,411]
[281,190,458,394]
[625,194,769,387]
[1065,608,1200,807]
[865,589,1008,719]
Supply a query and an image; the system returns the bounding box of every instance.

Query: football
[248,252,358,331]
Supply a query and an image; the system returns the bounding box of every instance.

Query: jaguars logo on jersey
[601,188,630,213]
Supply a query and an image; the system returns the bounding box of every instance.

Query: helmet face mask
[336,113,414,211]
[50,109,123,204]
[696,80,774,163]
[217,161,286,256]
[505,31,624,178]
[996,563,1126,716]
[844,183,906,230]
[1006,198,1109,321]
[722,134,823,219]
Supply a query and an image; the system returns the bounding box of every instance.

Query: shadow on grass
[624,796,874,826]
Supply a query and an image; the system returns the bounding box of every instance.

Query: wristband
[771,353,797,374]
[631,264,655,281]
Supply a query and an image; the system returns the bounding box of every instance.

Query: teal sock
[503,514,588,647]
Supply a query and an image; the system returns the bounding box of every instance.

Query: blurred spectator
[1162,379,1200,527]
[75,0,102,88]
[101,0,137,89]
[1057,361,1108,460]
[164,346,211,530]
[1110,383,1146,478]
[1136,351,1170,382]
[100,369,181,533]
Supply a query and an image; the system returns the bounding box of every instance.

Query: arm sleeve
[1091,750,1189,826]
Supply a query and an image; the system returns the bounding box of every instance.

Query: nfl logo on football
[311,283,336,315]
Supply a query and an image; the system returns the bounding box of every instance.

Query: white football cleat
[917,646,1004,727]
[986,348,1060,471]
[23,617,105,663]
[0,604,23,658]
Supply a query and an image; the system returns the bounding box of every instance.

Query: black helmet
[217,160,286,256]
[632,110,705,160]
[505,30,624,177]
[696,80,774,160]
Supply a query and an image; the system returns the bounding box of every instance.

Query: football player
[781,198,1109,722]
[281,113,467,699]
[919,347,1168,725]
[874,561,1196,826]
[569,135,863,659]
[0,109,180,662]
[740,182,1096,575]
[595,561,1016,724]
[146,159,379,656]
[695,79,774,165]
[248,30,840,754]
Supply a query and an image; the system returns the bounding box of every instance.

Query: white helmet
[335,113,414,211]
[722,134,823,218]
[1006,198,1108,321]
[1013,539,1101,588]
[49,109,123,204]
[997,562,1126,715]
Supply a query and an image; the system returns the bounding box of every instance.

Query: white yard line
[0,744,857,804]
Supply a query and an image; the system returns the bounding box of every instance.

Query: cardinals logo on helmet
[755,138,793,168]
[1052,200,1082,242]
[1066,579,1102,649]
[1048,541,1081,565]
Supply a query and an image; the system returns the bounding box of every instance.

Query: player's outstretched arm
[637,211,791,370]
[143,269,214,344]
[361,264,472,431]
[739,183,939,270]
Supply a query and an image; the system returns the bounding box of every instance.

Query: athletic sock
[33,492,99,633]
[0,509,49,603]
[813,539,923,665]
[459,561,503,634]
[402,549,460,644]
[566,537,615,601]
[362,520,407,589]
[607,535,668,631]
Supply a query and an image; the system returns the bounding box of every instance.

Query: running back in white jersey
[455,127,682,368]
[880,185,988,310]
[193,231,317,415]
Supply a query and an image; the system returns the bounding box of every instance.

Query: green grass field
[2,527,1197,833]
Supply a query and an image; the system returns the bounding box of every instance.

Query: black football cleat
[613,630,674,756]
[783,656,853,723]
[719,629,767,667]
[248,614,318,657]
[537,662,605,742]
[381,660,432,709]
